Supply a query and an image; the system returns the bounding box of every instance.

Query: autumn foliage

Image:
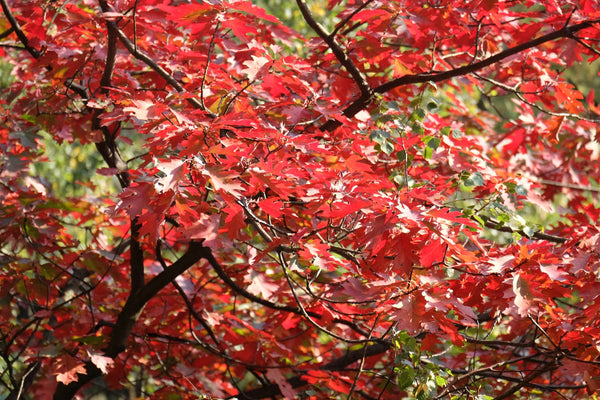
[1,0,600,399]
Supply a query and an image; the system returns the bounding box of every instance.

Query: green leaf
[522,225,534,238]
[423,146,433,159]
[369,129,390,143]
[472,215,485,226]
[515,185,528,195]
[413,107,426,121]
[435,375,447,386]
[426,136,441,150]
[426,97,440,111]
[396,149,407,162]
[381,140,394,155]
[463,171,485,187]
[396,365,415,391]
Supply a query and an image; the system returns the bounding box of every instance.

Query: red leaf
[512,273,535,317]
[203,166,244,198]
[419,238,446,267]
[242,55,271,81]
[246,270,279,299]
[257,198,284,218]
[54,355,87,385]
[88,352,113,374]
[156,159,186,191]
[227,1,279,23]
[265,369,295,398]
[427,208,478,228]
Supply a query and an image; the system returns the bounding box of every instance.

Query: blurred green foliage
[29,133,116,198]
[0,59,12,88]
[255,0,331,35]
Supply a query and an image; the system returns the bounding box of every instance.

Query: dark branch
[331,0,376,37]
[53,242,207,399]
[0,26,14,40]
[156,241,220,346]
[130,220,145,292]
[375,20,600,93]
[105,241,207,357]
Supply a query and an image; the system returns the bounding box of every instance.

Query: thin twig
[133,0,138,52]
[201,21,221,112]
[347,314,381,400]
[102,17,211,114]
[331,0,376,38]
[540,179,600,193]
[277,251,373,344]
[475,73,600,122]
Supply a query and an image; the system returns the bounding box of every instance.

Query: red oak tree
[1,0,600,399]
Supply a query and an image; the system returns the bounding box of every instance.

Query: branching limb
[105,241,208,356]
[492,360,559,400]
[53,242,207,399]
[475,73,600,122]
[374,19,600,94]
[436,352,545,400]
[156,241,219,346]
[7,361,41,400]
[277,251,375,344]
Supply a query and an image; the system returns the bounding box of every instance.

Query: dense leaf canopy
[1,0,600,399]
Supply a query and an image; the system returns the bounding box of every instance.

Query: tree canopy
[1,0,600,399]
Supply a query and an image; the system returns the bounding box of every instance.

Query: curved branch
[375,19,600,93]
[156,241,220,346]
[320,18,600,132]
[0,26,14,40]
[277,251,371,344]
